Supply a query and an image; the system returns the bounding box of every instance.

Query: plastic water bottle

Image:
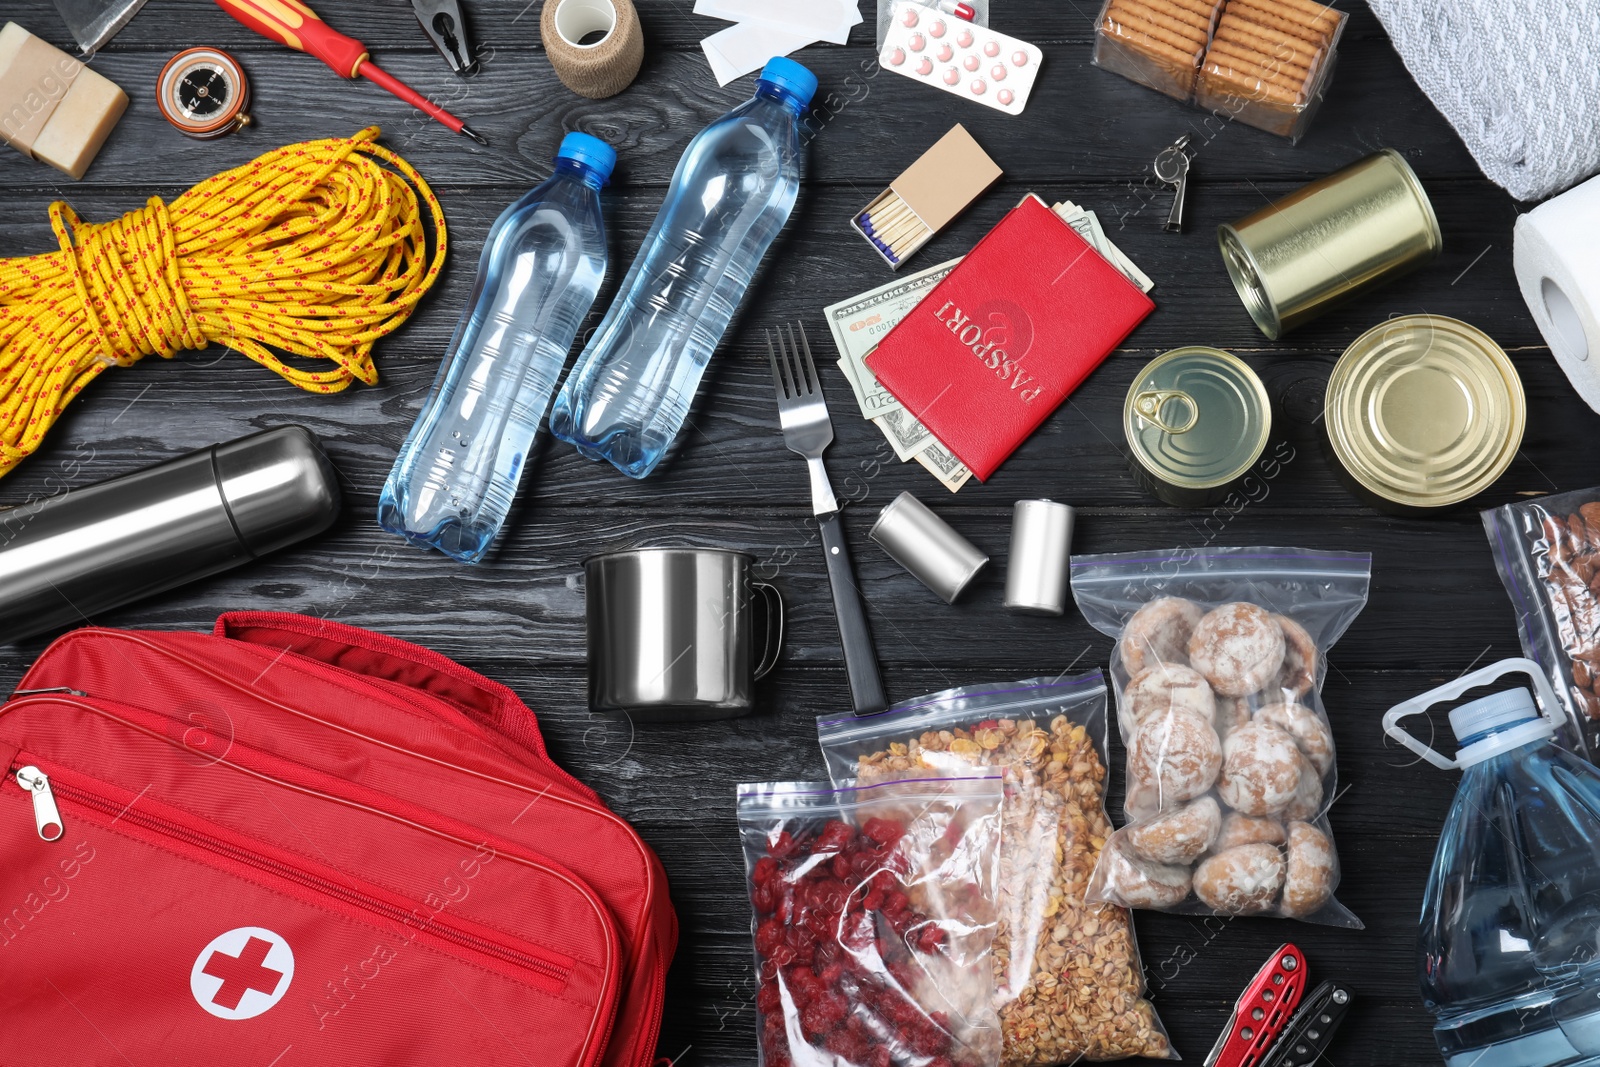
[378,132,616,563]
[1385,659,1600,1067]
[548,57,817,479]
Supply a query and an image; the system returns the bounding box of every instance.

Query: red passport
[864,195,1155,481]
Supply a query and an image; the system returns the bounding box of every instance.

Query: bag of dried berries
[1484,490,1600,759]
[817,674,1173,1064]
[736,776,1005,1067]
[1070,547,1370,928]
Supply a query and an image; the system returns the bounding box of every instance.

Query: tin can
[1324,315,1524,513]
[1004,499,1075,616]
[869,491,988,604]
[1218,149,1442,339]
[1125,347,1272,507]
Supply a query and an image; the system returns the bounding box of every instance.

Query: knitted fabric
[1368,0,1600,201]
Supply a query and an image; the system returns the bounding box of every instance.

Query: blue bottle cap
[758,57,818,107]
[557,132,617,184]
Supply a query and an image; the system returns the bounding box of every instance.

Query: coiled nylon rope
[0,126,446,478]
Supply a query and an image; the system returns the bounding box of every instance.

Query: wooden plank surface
[3,0,1599,1064]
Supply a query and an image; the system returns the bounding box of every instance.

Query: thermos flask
[0,426,340,644]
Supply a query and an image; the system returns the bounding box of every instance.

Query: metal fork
[766,323,887,715]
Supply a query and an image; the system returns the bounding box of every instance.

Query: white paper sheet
[700,21,819,86]
[694,0,859,46]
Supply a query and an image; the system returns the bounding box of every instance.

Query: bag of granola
[817,673,1173,1064]
[736,776,1006,1067]
[1070,547,1369,928]
[1483,490,1600,759]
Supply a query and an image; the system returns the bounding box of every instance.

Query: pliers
[412,0,478,75]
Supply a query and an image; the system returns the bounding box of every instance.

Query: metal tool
[215,0,488,145]
[1154,133,1191,232]
[0,427,339,645]
[767,322,887,716]
[157,48,251,140]
[413,0,477,75]
[584,548,783,721]
[1204,943,1307,1067]
[1259,982,1353,1067]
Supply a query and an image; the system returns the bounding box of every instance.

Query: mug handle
[752,581,785,681]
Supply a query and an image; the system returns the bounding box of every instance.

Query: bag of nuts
[1484,490,1600,758]
[1070,547,1371,928]
[817,673,1174,1063]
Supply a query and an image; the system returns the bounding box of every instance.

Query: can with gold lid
[1324,315,1525,513]
[1125,347,1272,507]
[1218,149,1442,339]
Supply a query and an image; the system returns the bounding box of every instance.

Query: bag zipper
[14,765,63,841]
[7,757,572,991]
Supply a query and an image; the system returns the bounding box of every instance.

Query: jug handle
[1382,657,1564,770]
[752,582,785,682]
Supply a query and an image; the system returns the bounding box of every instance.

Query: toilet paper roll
[541,0,644,100]
[1515,174,1600,412]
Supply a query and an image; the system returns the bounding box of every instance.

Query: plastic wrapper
[1070,547,1370,927]
[1091,0,1345,142]
[737,777,1005,1067]
[1483,489,1600,759]
[818,674,1173,1064]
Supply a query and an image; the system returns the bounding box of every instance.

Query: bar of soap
[0,22,127,180]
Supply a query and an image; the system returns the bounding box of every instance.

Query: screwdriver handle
[215,0,369,78]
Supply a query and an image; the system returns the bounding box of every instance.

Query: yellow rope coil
[0,126,446,479]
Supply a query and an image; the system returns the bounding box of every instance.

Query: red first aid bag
[0,612,676,1067]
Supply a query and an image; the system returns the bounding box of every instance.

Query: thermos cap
[1004,499,1074,616]
[869,490,987,604]
[215,426,341,557]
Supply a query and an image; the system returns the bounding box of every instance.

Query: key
[1154,133,1191,233]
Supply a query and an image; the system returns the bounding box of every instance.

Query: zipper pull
[15,766,63,841]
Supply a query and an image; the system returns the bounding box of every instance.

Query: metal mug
[584,547,784,720]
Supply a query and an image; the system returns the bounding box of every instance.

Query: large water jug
[548,57,816,479]
[378,132,616,563]
[1386,659,1600,1067]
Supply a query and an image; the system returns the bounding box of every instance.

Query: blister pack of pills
[879,0,1042,115]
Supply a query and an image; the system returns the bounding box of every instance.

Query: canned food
[1125,347,1272,507]
[1218,149,1442,339]
[1324,315,1524,513]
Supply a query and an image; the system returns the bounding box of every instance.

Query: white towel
[1368,0,1600,201]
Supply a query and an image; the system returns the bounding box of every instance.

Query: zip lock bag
[0,612,676,1067]
[1071,547,1370,926]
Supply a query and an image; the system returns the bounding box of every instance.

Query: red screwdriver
[216,0,488,145]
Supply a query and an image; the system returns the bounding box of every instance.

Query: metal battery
[1005,499,1075,616]
[869,490,988,604]
[1324,315,1525,513]
[1218,149,1442,339]
[1125,347,1272,507]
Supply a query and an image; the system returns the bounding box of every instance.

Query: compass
[157,48,251,140]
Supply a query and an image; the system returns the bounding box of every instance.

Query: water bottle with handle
[378,132,616,563]
[549,57,816,479]
[1386,658,1600,1067]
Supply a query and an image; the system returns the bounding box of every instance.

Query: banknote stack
[823,201,1150,492]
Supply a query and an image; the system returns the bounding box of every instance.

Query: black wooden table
[3,1,1595,1063]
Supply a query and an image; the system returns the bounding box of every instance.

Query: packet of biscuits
[817,673,1174,1063]
[1070,547,1370,927]
[1483,490,1600,759]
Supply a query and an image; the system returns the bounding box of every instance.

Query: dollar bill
[914,440,973,493]
[872,408,937,462]
[1052,201,1154,294]
[823,257,963,421]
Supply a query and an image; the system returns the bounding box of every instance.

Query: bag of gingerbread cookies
[1070,547,1370,927]
[1483,489,1600,759]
